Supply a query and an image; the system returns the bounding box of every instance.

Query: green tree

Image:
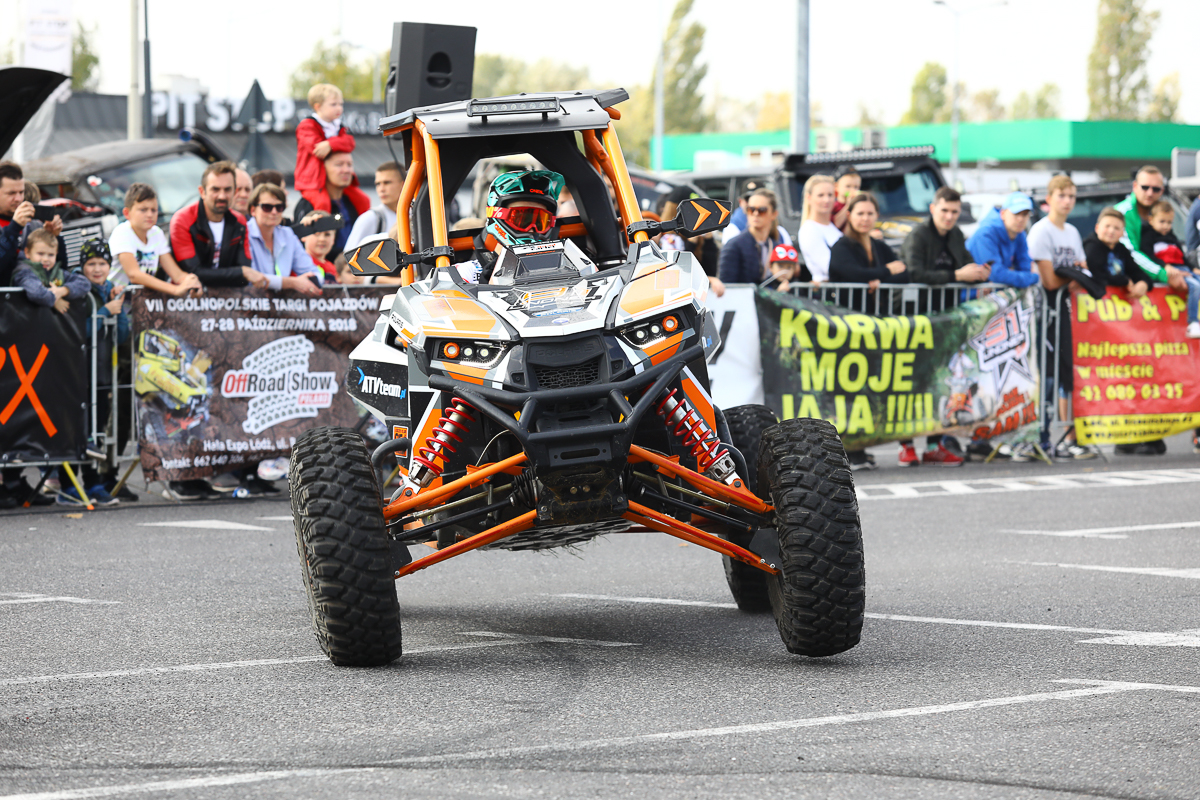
[1011,84,1061,119]
[1145,73,1181,122]
[855,103,883,127]
[288,40,383,102]
[1087,0,1158,120]
[755,91,791,132]
[472,55,591,99]
[657,0,712,135]
[617,0,713,166]
[969,89,1005,122]
[71,22,100,92]
[900,62,948,125]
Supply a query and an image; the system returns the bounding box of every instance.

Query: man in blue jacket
[965,192,1038,288]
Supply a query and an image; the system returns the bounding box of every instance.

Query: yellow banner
[1075,412,1200,445]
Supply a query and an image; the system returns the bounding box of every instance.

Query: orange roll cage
[377,109,768,581]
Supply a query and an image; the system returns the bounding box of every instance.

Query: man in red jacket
[169,161,267,288]
[293,151,370,262]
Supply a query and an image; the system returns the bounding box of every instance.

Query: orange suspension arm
[628,445,771,515]
[396,510,538,578]
[624,501,779,575]
[383,452,529,519]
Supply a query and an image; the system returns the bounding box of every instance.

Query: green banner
[755,287,1042,449]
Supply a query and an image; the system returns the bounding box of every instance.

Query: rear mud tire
[759,418,865,657]
[720,404,779,612]
[290,426,402,666]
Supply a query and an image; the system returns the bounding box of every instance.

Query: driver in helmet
[469,170,566,282]
[485,169,564,247]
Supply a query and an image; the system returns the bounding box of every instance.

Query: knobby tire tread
[720,404,780,612]
[290,426,402,666]
[759,418,865,657]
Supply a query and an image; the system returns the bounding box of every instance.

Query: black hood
[0,67,69,157]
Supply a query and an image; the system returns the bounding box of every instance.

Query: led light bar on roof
[467,98,562,117]
[804,146,935,163]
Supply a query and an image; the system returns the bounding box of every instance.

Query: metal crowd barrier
[2,282,389,507]
[1036,285,1102,462]
[785,281,1008,317]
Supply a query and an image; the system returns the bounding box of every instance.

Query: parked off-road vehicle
[289,90,865,667]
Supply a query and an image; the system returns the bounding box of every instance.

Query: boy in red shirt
[294,84,370,214]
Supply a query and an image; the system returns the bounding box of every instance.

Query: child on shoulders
[295,84,370,214]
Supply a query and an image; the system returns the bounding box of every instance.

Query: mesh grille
[533,357,601,390]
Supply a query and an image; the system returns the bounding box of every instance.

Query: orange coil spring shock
[655,388,728,474]
[411,398,477,488]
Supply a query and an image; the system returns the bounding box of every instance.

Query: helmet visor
[492,205,556,234]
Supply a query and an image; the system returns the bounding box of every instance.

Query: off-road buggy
[289,89,865,666]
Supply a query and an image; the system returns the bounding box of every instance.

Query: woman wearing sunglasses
[247,183,323,295]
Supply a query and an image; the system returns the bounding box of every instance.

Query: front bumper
[427,342,705,473]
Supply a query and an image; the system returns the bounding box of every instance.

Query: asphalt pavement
[2,432,1199,799]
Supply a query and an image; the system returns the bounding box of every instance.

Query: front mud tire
[721,404,779,612]
[290,426,402,666]
[759,418,865,657]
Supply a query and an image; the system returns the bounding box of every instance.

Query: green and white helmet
[484,170,566,247]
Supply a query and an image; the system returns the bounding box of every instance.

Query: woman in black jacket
[828,192,908,289]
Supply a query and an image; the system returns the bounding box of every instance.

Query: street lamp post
[653,45,664,172]
[142,0,153,139]
[933,0,1007,190]
[791,0,810,155]
[127,0,140,140]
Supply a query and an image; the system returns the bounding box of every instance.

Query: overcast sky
[4,0,1198,128]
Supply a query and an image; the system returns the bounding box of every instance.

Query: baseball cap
[1001,192,1033,214]
[771,244,799,263]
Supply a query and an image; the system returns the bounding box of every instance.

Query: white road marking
[378,680,1197,765]
[257,515,294,521]
[866,613,1200,647]
[1006,520,1200,539]
[865,612,1128,636]
[1008,530,1129,540]
[856,468,1200,501]
[0,633,639,688]
[0,593,118,606]
[137,519,276,531]
[7,680,1198,798]
[555,596,1200,648]
[555,593,737,609]
[1077,631,1200,647]
[1027,562,1200,580]
[462,631,639,647]
[0,769,360,800]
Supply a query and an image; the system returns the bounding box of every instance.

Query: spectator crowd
[713,165,1200,469]
[2,74,1199,508]
[0,80,405,508]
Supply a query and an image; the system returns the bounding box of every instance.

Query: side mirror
[674,198,733,236]
[345,238,401,276]
[624,197,733,240]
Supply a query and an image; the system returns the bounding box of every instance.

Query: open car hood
[0,67,68,156]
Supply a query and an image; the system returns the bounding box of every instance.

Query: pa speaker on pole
[385,23,477,117]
